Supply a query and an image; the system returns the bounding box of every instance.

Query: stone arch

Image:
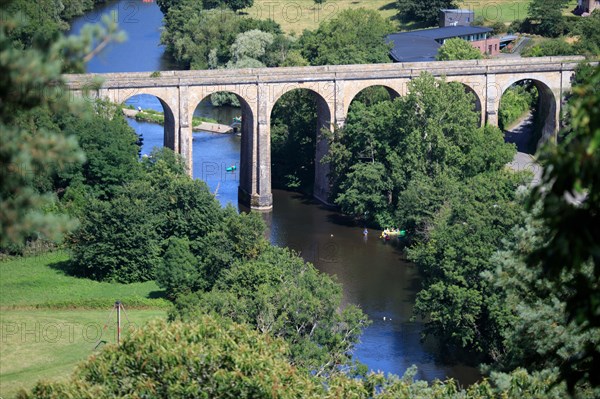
[344,84,402,116]
[499,77,558,151]
[444,77,486,127]
[341,80,408,122]
[120,93,178,151]
[450,82,484,127]
[267,86,333,204]
[189,90,256,209]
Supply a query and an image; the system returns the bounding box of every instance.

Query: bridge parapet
[63,56,588,210]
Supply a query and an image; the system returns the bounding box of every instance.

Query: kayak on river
[380,228,406,240]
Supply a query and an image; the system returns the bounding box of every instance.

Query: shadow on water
[267,189,481,384]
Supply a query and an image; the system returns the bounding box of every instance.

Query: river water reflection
[130,107,479,383]
[71,0,480,384]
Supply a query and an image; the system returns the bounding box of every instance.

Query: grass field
[0,252,168,398]
[461,0,531,23]
[243,0,581,33]
[243,0,398,33]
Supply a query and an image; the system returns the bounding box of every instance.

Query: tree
[335,162,393,225]
[300,9,394,66]
[325,73,514,228]
[172,246,370,375]
[396,0,457,26]
[58,101,143,199]
[489,204,599,397]
[527,0,569,37]
[436,38,483,61]
[161,5,240,69]
[155,237,200,299]
[155,0,183,14]
[0,6,123,248]
[21,317,330,398]
[224,0,253,12]
[270,90,318,192]
[525,65,600,392]
[409,171,528,358]
[70,148,223,283]
[229,29,274,65]
[498,83,538,130]
[20,318,587,398]
[521,38,575,57]
[160,2,282,70]
[573,10,600,56]
[70,191,162,282]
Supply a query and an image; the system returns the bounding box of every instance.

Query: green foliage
[521,38,575,57]
[396,0,457,26]
[436,38,483,61]
[171,245,370,375]
[526,65,600,392]
[299,9,394,66]
[70,148,223,283]
[0,4,126,250]
[270,90,318,192]
[70,193,162,283]
[326,73,523,359]
[60,100,143,199]
[326,74,515,226]
[161,5,240,69]
[409,171,529,357]
[20,317,327,399]
[0,251,168,309]
[0,12,85,248]
[17,314,588,398]
[160,2,285,69]
[154,237,199,299]
[229,29,274,64]
[2,0,105,48]
[527,0,569,37]
[490,22,507,36]
[572,10,600,56]
[489,205,600,397]
[223,0,253,12]
[158,0,253,14]
[335,162,393,225]
[499,83,538,130]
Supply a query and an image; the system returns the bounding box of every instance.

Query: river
[69,0,479,384]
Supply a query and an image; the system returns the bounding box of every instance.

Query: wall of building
[471,37,501,56]
[439,10,474,27]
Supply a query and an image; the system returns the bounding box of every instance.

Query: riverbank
[122,108,235,134]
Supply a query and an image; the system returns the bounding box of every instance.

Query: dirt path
[504,112,542,185]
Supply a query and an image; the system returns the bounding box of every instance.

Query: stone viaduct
[64,56,584,210]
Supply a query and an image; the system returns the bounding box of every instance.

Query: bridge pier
[63,56,583,211]
[313,97,334,205]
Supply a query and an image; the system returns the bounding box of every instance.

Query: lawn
[0,252,169,309]
[244,0,581,33]
[243,0,398,33]
[0,252,168,398]
[456,0,531,24]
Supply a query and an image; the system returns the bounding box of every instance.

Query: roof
[387,34,441,63]
[398,26,492,40]
[386,26,492,62]
[440,9,475,14]
[499,35,518,43]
